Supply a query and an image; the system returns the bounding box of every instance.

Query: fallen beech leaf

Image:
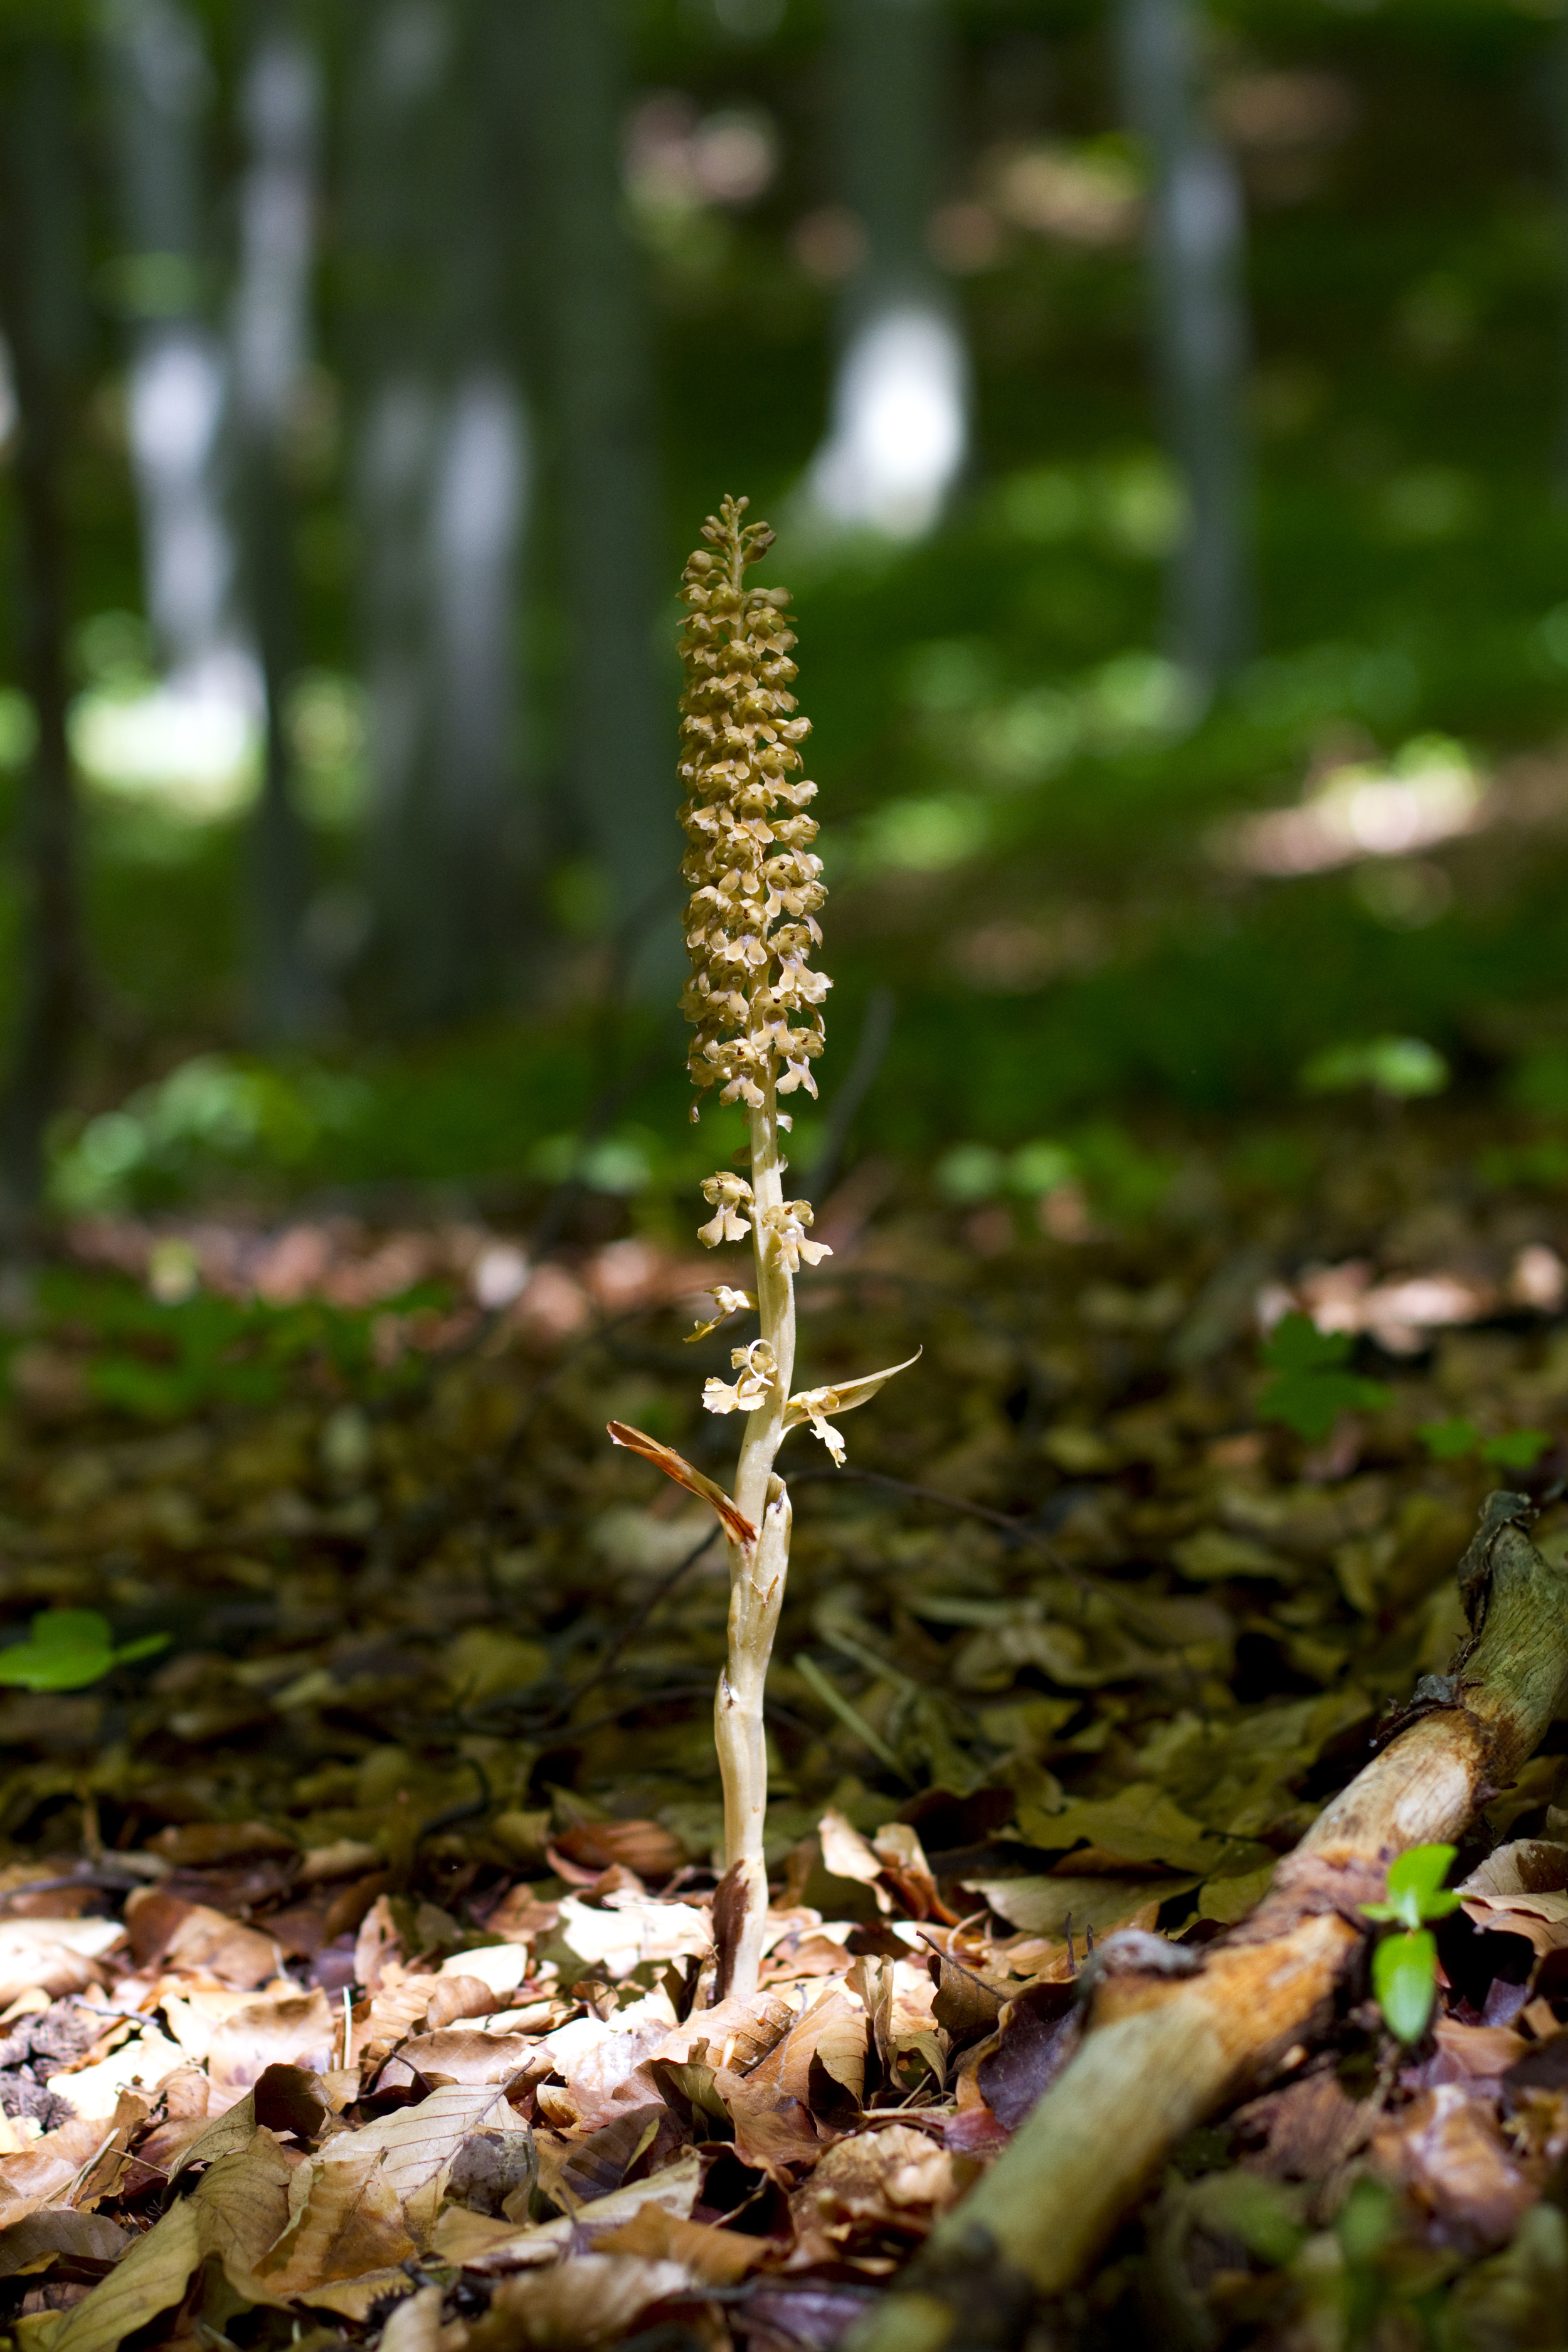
[794,2122,961,2228]
[378,2030,538,2089]
[1459,1888,1568,1957]
[0,2207,129,2279]
[252,2062,331,2141]
[149,1821,297,1867]
[49,2191,204,2352]
[43,2026,186,2122]
[1372,2081,1536,2253]
[977,1983,1079,2131]
[427,2149,706,2271]
[965,1875,1189,1941]
[0,1919,124,2010]
[379,2282,443,2352]
[596,2198,769,2282]
[1432,2018,1527,2078]
[205,1987,334,2105]
[1015,1782,1228,1874]
[258,2141,415,2289]
[554,1819,686,1881]
[748,1987,867,2108]
[125,1888,280,1988]
[467,2252,692,2350]
[436,1942,532,1996]
[426,1971,497,2030]
[818,1809,887,1901]
[445,2129,539,2217]
[557,1892,711,1978]
[0,2117,123,2224]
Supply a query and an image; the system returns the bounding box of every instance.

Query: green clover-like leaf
[0,1609,169,1692]
[1372,1927,1438,2043]
[1419,1417,1480,1461]
[1261,1313,1351,1375]
[1482,1428,1550,1472]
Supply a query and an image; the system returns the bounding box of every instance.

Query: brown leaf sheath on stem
[848,1491,1568,2352]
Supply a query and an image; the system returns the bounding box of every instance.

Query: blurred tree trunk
[523,0,675,993]
[804,0,969,540]
[1116,0,1253,689]
[231,0,323,1040]
[0,36,88,1224]
[346,0,528,1024]
[102,0,248,701]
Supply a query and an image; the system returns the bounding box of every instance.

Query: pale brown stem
[850,1495,1568,2349]
[714,1073,798,2003]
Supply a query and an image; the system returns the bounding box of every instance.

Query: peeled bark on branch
[851,1491,1568,2352]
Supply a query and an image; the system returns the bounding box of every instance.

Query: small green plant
[1299,1036,1449,1099]
[1419,1417,1550,1471]
[0,1609,167,1692]
[1258,1313,1392,1443]
[1361,1843,1463,2043]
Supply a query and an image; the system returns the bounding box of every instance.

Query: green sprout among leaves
[1361,1843,1463,2043]
[1419,1417,1550,1472]
[0,1608,168,1692]
[1258,1313,1392,1444]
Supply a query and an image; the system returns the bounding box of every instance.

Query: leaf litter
[5,1110,1568,2346]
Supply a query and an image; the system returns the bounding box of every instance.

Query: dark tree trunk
[805,0,968,539]
[1116,0,1254,689]
[522,0,675,992]
[0,36,87,1224]
[345,0,527,1025]
[232,0,323,1041]
[102,0,245,693]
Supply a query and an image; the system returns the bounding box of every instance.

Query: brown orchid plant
[609,495,915,2001]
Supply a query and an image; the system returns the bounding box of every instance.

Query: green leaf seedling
[1361,1843,1463,2045]
[0,1608,168,1692]
[1258,1312,1392,1444]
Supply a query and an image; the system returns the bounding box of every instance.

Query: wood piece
[849,1493,1568,2350]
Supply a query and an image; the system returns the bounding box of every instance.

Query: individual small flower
[758,1200,833,1272]
[783,1351,921,1465]
[704,1338,779,1416]
[684,1285,757,1343]
[792,1389,848,1465]
[699,1172,755,1248]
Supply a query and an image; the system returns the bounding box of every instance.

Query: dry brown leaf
[205,1986,334,2106]
[595,2198,769,2282]
[426,1972,497,2030]
[258,2142,415,2290]
[0,2117,121,2225]
[0,2208,129,2280]
[426,2149,705,2272]
[124,1888,280,1988]
[378,2029,537,2089]
[793,2122,961,2230]
[43,2026,185,2122]
[1372,2082,1537,2252]
[965,1875,1183,1941]
[0,1920,124,2010]
[748,1986,867,2109]
[468,2252,694,2350]
[48,2191,204,2352]
[149,1822,297,1867]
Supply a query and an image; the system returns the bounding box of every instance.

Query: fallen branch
[850,1490,1568,2352]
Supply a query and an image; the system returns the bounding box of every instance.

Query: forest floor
[4,1107,1568,2352]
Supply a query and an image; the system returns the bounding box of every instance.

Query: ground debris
[5,1111,1568,2346]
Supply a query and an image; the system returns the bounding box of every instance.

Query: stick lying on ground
[851,1490,1568,2352]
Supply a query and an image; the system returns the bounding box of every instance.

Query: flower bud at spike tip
[678,495,829,1128]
